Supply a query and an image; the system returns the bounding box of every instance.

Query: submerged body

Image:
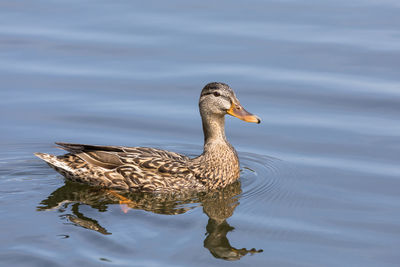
[35,82,260,192]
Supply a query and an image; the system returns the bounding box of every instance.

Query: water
[1,0,400,266]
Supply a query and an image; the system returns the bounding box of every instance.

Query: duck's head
[199,82,261,124]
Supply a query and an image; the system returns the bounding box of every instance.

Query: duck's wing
[55,142,190,171]
[55,142,125,169]
[56,143,188,160]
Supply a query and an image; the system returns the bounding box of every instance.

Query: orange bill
[227,103,261,124]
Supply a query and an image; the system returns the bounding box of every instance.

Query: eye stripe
[201,91,215,97]
[201,91,231,103]
[201,91,224,97]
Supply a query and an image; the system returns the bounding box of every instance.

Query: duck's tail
[34,152,127,189]
[34,152,76,175]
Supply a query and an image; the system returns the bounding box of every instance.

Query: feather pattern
[35,82,259,192]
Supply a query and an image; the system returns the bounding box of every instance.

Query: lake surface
[1,0,400,266]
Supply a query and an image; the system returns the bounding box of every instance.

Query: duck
[35,82,260,192]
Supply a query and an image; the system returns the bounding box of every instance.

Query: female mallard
[35,82,260,192]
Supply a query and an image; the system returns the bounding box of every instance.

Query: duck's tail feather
[34,152,76,175]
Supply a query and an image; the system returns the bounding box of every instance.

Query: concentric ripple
[238,151,300,209]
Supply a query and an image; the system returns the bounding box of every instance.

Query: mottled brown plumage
[35,82,260,192]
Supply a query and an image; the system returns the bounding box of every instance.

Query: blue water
[1,0,400,266]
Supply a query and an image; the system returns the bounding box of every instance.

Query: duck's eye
[213,92,221,97]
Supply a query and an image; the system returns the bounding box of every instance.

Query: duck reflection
[38,181,262,261]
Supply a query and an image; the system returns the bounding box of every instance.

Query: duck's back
[35,143,206,192]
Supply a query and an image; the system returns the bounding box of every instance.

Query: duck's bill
[227,103,261,124]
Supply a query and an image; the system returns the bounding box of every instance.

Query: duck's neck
[202,114,228,149]
[200,114,240,186]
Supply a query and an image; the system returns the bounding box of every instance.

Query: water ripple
[238,151,299,210]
